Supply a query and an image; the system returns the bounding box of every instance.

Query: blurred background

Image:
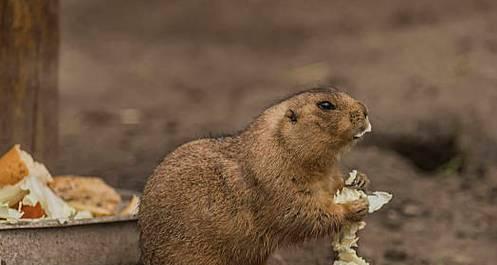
[3,0,497,264]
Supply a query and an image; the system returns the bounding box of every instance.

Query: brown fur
[139,87,371,265]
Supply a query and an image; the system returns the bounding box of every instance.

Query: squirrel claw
[343,197,369,222]
[347,171,370,191]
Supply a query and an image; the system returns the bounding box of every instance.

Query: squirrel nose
[353,117,372,139]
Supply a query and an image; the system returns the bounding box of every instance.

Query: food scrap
[49,176,122,216]
[332,170,392,265]
[0,145,139,224]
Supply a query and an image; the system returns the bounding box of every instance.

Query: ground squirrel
[139,87,372,265]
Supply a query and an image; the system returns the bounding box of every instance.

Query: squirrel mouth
[353,117,372,139]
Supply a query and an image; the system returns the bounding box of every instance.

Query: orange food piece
[0,145,29,187]
[21,202,45,218]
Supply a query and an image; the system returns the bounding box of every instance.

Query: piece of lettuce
[0,181,27,207]
[0,203,23,223]
[20,175,75,222]
[332,170,393,265]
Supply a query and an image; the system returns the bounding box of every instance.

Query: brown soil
[59,1,497,264]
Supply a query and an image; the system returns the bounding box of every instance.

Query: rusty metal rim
[0,215,138,230]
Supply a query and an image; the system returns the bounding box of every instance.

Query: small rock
[401,203,424,217]
[120,108,142,125]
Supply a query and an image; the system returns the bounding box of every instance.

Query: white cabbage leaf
[332,170,393,265]
[0,181,27,207]
[20,175,76,222]
[0,203,23,223]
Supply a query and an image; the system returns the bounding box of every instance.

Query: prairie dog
[139,87,372,265]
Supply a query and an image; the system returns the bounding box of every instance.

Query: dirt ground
[58,1,497,264]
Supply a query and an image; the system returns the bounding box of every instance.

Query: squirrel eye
[317,101,336,111]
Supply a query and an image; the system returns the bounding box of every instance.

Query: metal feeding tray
[0,191,140,265]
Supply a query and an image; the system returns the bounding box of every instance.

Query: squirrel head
[275,87,371,161]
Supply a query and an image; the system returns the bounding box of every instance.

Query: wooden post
[0,0,59,167]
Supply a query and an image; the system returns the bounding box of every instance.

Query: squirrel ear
[285,109,298,124]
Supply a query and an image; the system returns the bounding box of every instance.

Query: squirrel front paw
[347,171,370,191]
[343,197,369,222]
